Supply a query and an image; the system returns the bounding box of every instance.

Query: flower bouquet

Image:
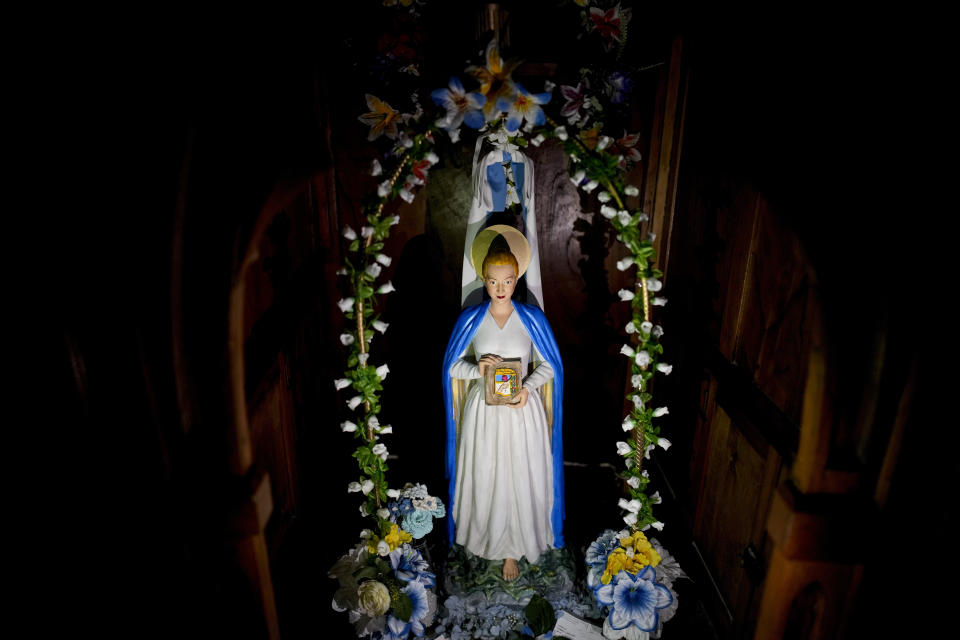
[585,530,684,640]
[384,483,446,540]
[330,524,439,639]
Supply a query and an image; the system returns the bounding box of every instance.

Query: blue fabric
[484,152,528,223]
[442,301,565,547]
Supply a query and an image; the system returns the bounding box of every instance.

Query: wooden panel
[694,405,781,635]
[735,196,814,425]
[248,353,300,550]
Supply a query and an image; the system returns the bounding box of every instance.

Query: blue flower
[389,546,436,589]
[431,499,446,519]
[385,581,433,639]
[607,71,633,104]
[402,509,435,539]
[431,77,486,131]
[595,566,673,633]
[499,84,551,133]
[398,498,416,515]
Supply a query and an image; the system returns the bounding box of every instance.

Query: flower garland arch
[329,2,683,638]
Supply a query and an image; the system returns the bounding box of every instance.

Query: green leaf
[353,565,377,581]
[524,594,555,636]
[349,239,359,252]
[392,591,413,622]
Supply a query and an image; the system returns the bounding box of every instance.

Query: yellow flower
[579,123,603,150]
[384,523,412,550]
[358,94,401,141]
[466,40,521,121]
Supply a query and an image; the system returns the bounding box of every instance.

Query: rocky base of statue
[433,545,604,639]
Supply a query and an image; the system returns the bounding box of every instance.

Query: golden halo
[471,224,531,279]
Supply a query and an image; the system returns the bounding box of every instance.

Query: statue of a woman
[442,225,564,581]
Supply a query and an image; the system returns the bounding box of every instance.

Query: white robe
[448,307,554,562]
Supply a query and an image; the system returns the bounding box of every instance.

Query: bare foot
[502,558,519,581]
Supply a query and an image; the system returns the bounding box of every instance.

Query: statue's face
[484,263,517,305]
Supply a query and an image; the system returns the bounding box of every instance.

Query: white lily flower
[372,320,389,334]
[657,437,672,451]
[616,441,632,456]
[652,325,664,338]
[642,469,650,479]
[341,420,357,433]
[348,482,362,493]
[651,521,665,531]
[656,363,673,375]
[377,508,391,520]
[570,169,585,186]
[378,426,393,434]
[334,378,351,391]
[624,185,640,196]
[620,344,635,358]
[387,489,401,499]
[651,491,662,504]
[376,364,390,380]
[600,205,618,219]
[370,159,383,176]
[360,504,369,516]
[596,135,613,151]
[640,321,653,334]
[618,289,635,301]
[636,350,651,367]
[617,210,632,226]
[375,254,392,267]
[598,191,612,203]
[622,415,634,431]
[388,215,400,226]
[372,443,388,460]
[583,179,599,192]
[347,396,363,410]
[627,476,641,489]
[377,180,392,198]
[361,479,374,495]
[631,374,644,389]
[623,512,638,526]
[622,499,642,513]
[367,415,380,429]
[531,134,546,146]
[644,443,656,459]
[361,226,375,238]
[398,189,415,203]
[616,257,635,271]
[652,297,668,306]
[625,321,637,334]
[399,133,414,149]
[625,457,635,469]
[340,333,355,346]
[359,529,372,539]
[343,225,358,241]
[337,298,355,313]
[358,353,369,366]
[632,395,644,409]
[647,231,657,242]
[638,212,649,222]
[377,281,396,294]
[377,540,391,556]
[554,125,568,140]
[425,151,439,165]
[646,278,663,292]
[336,267,348,276]
[653,406,669,418]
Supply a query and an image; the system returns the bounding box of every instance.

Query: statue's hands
[478,354,503,376]
[508,388,530,409]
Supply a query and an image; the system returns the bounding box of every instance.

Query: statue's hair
[482,248,519,278]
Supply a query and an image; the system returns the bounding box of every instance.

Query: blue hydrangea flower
[595,565,673,633]
[431,500,446,519]
[398,498,416,515]
[389,546,436,589]
[402,509,435,539]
